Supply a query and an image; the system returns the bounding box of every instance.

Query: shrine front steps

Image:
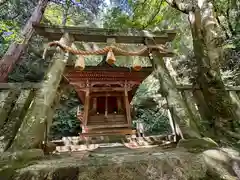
[85,124,131,130]
[49,134,176,153]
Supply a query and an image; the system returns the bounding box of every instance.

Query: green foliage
[133,107,171,134]
[132,75,171,134]
[104,0,174,30]
[0,21,20,56]
[49,91,81,140]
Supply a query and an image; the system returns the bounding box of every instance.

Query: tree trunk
[0,0,49,82]
[165,0,239,138]
[153,54,200,138]
[188,1,237,135]
[9,33,74,150]
[43,83,71,150]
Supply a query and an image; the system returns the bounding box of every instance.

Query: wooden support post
[0,89,21,129]
[181,90,201,133]
[124,82,131,126]
[84,88,90,126]
[152,53,200,138]
[117,97,122,113]
[93,98,97,112]
[10,33,74,150]
[0,89,35,152]
[105,95,108,118]
[167,109,176,136]
[166,99,184,141]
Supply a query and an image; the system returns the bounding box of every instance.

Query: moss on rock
[1,149,208,180]
[177,138,218,152]
[0,149,44,168]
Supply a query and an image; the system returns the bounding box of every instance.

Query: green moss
[0,159,38,179]
[177,138,218,153]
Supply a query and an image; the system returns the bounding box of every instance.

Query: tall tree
[0,0,49,82]
[165,0,239,139]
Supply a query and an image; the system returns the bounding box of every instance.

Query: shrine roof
[64,56,153,82]
[64,66,152,82]
[64,57,153,103]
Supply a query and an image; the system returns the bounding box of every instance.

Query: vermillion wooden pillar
[84,88,90,126]
[124,81,131,125]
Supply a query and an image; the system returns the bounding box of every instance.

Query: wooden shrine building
[33,24,176,137]
[64,58,153,136]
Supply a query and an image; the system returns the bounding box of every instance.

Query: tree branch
[164,0,191,14]
[226,0,235,36]
[142,0,163,29]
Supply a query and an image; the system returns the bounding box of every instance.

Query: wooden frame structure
[32,24,176,137]
[64,61,153,136]
[33,24,176,45]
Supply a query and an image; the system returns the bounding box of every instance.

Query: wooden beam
[33,24,176,44]
[65,66,153,72]
[86,124,130,130]
[1,83,240,91]
[124,82,132,126]
[176,85,240,91]
[76,87,130,92]
[81,129,135,137]
[89,92,124,97]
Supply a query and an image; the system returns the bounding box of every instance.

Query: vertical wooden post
[117,97,122,113]
[167,109,176,136]
[93,98,97,112]
[152,53,200,138]
[84,88,90,126]
[181,90,201,133]
[124,81,131,126]
[105,95,108,118]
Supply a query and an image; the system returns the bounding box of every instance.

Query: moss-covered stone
[0,149,44,179]
[0,148,209,180]
[177,137,218,152]
[0,149,44,167]
[203,149,239,180]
